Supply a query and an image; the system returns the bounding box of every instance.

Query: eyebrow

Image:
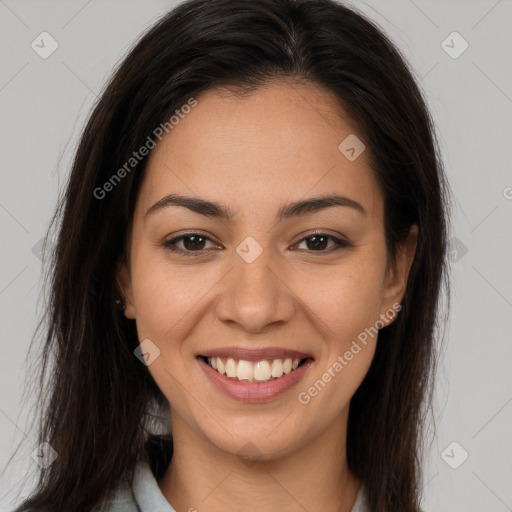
[145,193,366,221]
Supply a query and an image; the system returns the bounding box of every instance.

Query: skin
[118,79,417,512]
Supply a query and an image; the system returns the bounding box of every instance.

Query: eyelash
[163,231,352,257]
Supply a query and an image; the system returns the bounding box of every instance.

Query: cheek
[128,247,200,340]
[296,247,386,349]
[295,257,384,416]
[128,240,222,340]
[327,270,383,346]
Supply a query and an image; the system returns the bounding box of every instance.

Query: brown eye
[296,233,351,252]
[181,235,207,250]
[164,234,217,256]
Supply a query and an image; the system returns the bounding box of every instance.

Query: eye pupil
[307,235,328,250]
[184,235,205,250]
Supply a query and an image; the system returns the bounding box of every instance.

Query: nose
[214,246,296,333]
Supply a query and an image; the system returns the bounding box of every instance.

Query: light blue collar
[132,461,368,512]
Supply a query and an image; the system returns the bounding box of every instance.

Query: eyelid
[294,228,349,243]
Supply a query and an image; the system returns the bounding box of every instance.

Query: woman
[11,0,451,510]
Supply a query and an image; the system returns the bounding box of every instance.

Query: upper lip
[198,347,314,362]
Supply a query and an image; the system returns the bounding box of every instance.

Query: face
[118,79,416,461]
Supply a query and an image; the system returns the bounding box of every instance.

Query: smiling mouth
[199,356,313,383]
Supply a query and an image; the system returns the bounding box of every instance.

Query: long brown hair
[10,1,451,510]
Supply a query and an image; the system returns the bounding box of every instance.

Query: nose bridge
[215,237,295,332]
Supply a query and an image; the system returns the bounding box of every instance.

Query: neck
[158,407,360,512]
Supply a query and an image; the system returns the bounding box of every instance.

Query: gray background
[1,1,511,511]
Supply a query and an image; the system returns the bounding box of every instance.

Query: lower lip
[197,357,314,403]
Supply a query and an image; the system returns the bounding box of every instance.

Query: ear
[116,261,136,319]
[379,224,418,326]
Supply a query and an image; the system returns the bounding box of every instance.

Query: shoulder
[101,460,176,512]
[95,472,140,512]
[9,476,140,512]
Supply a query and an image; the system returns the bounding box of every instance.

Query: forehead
[138,80,382,223]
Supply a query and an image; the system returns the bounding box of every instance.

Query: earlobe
[116,262,136,319]
[380,224,418,326]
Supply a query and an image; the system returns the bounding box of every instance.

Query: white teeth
[253,360,271,381]
[237,360,254,381]
[271,359,283,377]
[225,358,237,378]
[206,356,306,382]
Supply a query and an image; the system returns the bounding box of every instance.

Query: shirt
[100,460,370,512]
